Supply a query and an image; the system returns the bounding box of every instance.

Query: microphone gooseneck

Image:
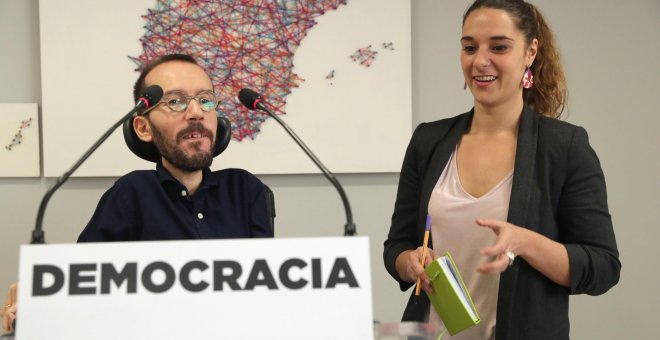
[238,88,357,236]
[31,85,164,244]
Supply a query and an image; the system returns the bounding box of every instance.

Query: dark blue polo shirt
[78,163,272,242]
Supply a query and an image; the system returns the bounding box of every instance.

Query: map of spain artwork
[131,0,349,141]
[39,0,411,176]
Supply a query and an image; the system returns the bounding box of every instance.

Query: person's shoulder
[532,112,598,165]
[210,168,262,184]
[414,111,471,137]
[116,169,157,182]
[536,114,587,146]
[537,113,580,130]
[91,170,157,207]
[112,169,158,189]
[211,167,256,177]
[420,111,471,129]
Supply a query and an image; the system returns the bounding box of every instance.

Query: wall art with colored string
[0,103,40,177]
[39,0,411,176]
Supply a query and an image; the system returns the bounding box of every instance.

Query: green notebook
[424,251,480,336]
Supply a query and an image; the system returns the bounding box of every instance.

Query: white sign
[17,237,373,340]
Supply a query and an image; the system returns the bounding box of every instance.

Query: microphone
[134,86,163,111]
[238,88,357,236]
[31,85,163,244]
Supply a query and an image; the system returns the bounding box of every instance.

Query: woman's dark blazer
[383,106,621,340]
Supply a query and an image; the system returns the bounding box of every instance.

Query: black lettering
[32,265,64,296]
[69,264,96,295]
[100,262,137,294]
[180,261,209,292]
[312,258,322,288]
[213,261,242,291]
[244,259,277,290]
[326,257,359,288]
[142,261,175,293]
[279,258,308,289]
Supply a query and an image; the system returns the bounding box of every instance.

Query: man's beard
[149,121,215,173]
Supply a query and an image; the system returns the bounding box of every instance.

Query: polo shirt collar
[155,162,218,192]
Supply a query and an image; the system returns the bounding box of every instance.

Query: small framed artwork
[0,103,40,177]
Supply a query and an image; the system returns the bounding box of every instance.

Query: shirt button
[181,190,187,197]
[197,213,204,219]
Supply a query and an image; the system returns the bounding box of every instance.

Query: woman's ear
[133,116,153,142]
[527,38,539,65]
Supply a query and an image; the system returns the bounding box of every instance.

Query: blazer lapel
[418,111,473,249]
[497,106,539,338]
[507,106,538,230]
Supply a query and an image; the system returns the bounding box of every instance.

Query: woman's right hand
[1,282,18,334]
[395,247,438,294]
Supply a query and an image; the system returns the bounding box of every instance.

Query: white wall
[1,0,659,338]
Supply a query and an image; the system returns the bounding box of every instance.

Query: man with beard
[2,54,273,334]
[77,54,273,241]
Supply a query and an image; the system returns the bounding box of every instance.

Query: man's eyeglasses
[143,90,219,115]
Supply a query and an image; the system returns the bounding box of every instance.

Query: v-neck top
[427,147,513,339]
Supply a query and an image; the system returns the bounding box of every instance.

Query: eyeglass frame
[141,90,220,116]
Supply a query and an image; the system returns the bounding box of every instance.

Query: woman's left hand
[475,218,571,286]
[474,218,527,274]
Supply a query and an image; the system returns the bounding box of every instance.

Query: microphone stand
[31,99,154,244]
[257,103,357,236]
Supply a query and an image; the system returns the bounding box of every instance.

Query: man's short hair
[132,53,199,103]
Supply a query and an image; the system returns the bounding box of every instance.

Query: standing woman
[383,0,621,339]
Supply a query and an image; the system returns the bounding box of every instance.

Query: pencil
[415,215,432,296]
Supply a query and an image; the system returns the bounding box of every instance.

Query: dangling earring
[522,66,534,89]
[463,81,467,90]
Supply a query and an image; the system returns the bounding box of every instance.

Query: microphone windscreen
[238,88,261,110]
[140,85,164,108]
